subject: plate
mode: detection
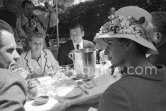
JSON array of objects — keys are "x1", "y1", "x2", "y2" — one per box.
[
  {"x1": 53, "y1": 79, "x2": 76, "y2": 87},
  {"x1": 62, "y1": 88, "x2": 83, "y2": 98},
  {"x1": 57, "y1": 87, "x2": 83, "y2": 99},
  {"x1": 34, "y1": 96, "x2": 49, "y2": 105}
]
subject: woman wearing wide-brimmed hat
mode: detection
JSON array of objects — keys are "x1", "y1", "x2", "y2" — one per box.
[{"x1": 94, "y1": 14, "x2": 166, "y2": 111}]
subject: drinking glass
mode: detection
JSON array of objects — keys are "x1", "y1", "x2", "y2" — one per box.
[
  {"x1": 47, "y1": 67, "x2": 58, "y2": 78},
  {"x1": 61, "y1": 65, "x2": 69, "y2": 76},
  {"x1": 95, "y1": 64, "x2": 102, "y2": 77},
  {"x1": 38, "y1": 84, "x2": 49, "y2": 96}
]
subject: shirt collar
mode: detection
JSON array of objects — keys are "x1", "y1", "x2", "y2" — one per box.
[
  {"x1": 26, "y1": 50, "x2": 44, "y2": 61},
  {"x1": 73, "y1": 40, "x2": 83, "y2": 49}
]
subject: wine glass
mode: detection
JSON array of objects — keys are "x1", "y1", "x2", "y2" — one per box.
[{"x1": 47, "y1": 67, "x2": 58, "y2": 78}]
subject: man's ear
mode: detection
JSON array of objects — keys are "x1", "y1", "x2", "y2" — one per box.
[
  {"x1": 153, "y1": 32, "x2": 162, "y2": 45},
  {"x1": 82, "y1": 31, "x2": 85, "y2": 37}
]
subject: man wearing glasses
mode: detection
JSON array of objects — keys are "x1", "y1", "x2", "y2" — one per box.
[{"x1": 16, "y1": 0, "x2": 58, "y2": 51}]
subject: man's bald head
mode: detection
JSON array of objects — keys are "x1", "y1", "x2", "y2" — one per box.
[
  {"x1": 0, "y1": 20, "x2": 19, "y2": 68},
  {"x1": 0, "y1": 20, "x2": 14, "y2": 47}
]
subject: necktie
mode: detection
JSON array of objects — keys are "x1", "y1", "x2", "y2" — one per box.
[{"x1": 76, "y1": 44, "x2": 80, "y2": 49}]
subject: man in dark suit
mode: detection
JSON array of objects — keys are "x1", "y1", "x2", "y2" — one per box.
[
  {"x1": 0, "y1": 20, "x2": 27, "y2": 111},
  {"x1": 57, "y1": 23, "x2": 95, "y2": 66}
]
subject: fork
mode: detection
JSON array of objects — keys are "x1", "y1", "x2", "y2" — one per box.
[{"x1": 75, "y1": 82, "x2": 89, "y2": 95}]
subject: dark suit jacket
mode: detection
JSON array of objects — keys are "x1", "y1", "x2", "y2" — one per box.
[
  {"x1": 57, "y1": 39, "x2": 95, "y2": 66},
  {"x1": 0, "y1": 68, "x2": 27, "y2": 111},
  {"x1": 98, "y1": 65, "x2": 166, "y2": 111}
]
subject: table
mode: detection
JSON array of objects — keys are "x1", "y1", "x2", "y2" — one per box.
[{"x1": 25, "y1": 73, "x2": 121, "y2": 111}]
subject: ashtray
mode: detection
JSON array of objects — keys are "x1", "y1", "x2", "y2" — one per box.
[{"x1": 34, "y1": 96, "x2": 49, "y2": 105}]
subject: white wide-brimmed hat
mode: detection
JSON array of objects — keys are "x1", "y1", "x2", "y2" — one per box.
[
  {"x1": 116, "y1": 6, "x2": 152, "y2": 23},
  {"x1": 94, "y1": 14, "x2": 158, "y2": 54}
]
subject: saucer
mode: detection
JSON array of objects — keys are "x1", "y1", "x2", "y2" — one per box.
[{"x1": 34, "y1": 96, "x2": 49, "y2": 105}]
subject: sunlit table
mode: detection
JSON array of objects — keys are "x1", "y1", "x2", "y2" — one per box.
[{"x1": 25, "y1": 71, "x2": 121, "y2": 111}]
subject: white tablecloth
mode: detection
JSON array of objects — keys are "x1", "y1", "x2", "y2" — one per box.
[
  {"x1": 25, "y1": 73, "x2": 121, "y2": 111},
  {"x1": 25, "y1": 97, "x2": 58, "y2": 111}
]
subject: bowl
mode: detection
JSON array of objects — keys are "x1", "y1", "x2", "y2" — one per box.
[{"x1": 34, "y1": 96, "x2": 49, "y2": 105}]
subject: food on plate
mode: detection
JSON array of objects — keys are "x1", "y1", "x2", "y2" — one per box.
[
  {"x1": 34, "y1": 96, "x2": 49, "y2": 105},
  {"x1": 53, "y1": 79, "x2": 75, "y2": 87},
  {"x1": 65, "y1": 70, "x2": 73, "y2": 77}
]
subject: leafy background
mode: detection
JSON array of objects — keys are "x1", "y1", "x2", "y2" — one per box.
[
  {"x1": 58, "y1": 0, "x2": 164, "y2": 42},
  {"x1": 1, "y1": 0, "x2": 166, "y2": 42}
]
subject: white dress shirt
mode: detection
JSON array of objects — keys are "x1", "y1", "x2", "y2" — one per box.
[
  {"x1": 19, "y1": 49, "x2": 59, "y2": 78},
  {"x1": 73, "y1": 40, "x2": 83, "y2": 49}
]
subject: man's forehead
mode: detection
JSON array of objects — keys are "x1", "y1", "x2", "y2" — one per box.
[
  {"x1": 70, "y1": 31, "x2": 78, "y2": 35},
  {"x1": 0, "y1": 30, "x2": 15, "y2": 45},
  {"x1": 70, "y1": 27, "x2": 82, "y2": 32}
]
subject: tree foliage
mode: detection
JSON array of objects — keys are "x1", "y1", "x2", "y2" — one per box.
[
  {"x1": 1, "y1": 0, "x2": 163, "y2": 41},
  {"x1": 57, "y1": 0, "x2": 161, "y2": 41}
]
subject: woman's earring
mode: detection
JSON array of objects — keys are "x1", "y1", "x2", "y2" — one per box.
[{"x1": 153, "y1": 32, "x2": 162, "y2": 45}]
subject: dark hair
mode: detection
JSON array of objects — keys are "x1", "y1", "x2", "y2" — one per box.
[
  {"x1": 117, "y1": 38, "x2": 148, "y2": 55},
  {"x1": 21, "y1": 0, "x2": 33, "y2": 9},
  {"x1": 0, "y1": 9, "x2": 17, "y2": 29},
  {"x1": 69, "y1": 22, "x2": 84, "y2": 32},
  {"x1": 151, "y1": 12, "x2": 166, "y2": 35},
  {"x1": 29, "y1": 31, "x2": 44, "y2": 42},
  {"x1": 0, "y1": 20, "x2": 14, "y2": 34}
]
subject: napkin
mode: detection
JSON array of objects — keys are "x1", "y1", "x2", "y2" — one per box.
[
  {"x1": 48, "y1": 85, "x2": 75, "y2": 98},
  {"x1": 56, "y1": 85, "x2": 75, "y2": 97}
]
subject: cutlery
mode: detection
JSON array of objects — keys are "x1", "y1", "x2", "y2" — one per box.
[{"x1": 75, "y1": 83, "x2": 89, "y2": 95}]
